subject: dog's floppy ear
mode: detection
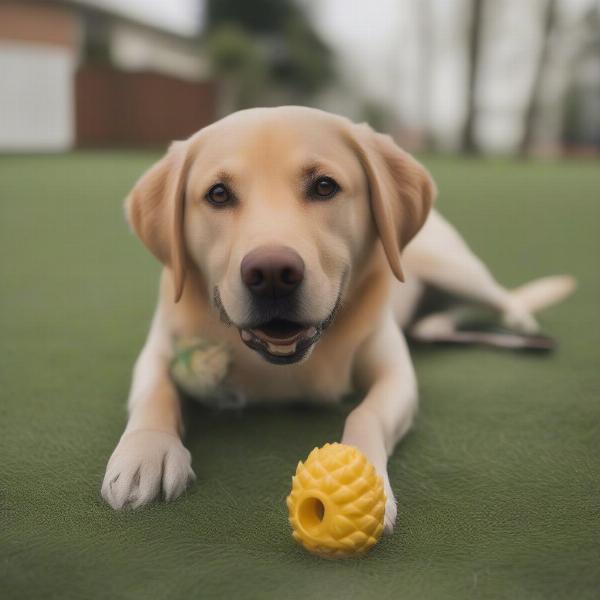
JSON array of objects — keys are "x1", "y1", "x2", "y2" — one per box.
[
  {"x1": 346, "y1": 123, "x2": 436, "y2": 281},
  {"x1": 125, "y1": 140, "x2": 191, "y2": 302}
]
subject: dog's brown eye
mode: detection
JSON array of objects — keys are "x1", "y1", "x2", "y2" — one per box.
[
  {"x1": 312, "y1": 177, "x2": 338, "y2": 199},
  {"x1": 206, "y1": 184, "x2": 231, "y2": 206}
]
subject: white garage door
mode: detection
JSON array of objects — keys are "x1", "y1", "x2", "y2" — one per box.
[{"x1": 0, "y1": 42, "x2": 75, "y2": 151}]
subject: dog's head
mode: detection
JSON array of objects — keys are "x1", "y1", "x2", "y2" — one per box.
[{"x1": 126, "y1": 107, "x2": 435, "y2": 364}]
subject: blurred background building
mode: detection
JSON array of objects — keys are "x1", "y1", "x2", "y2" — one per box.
[{"x1": 0, "y1": 0, "x2": 598, "y2": 155}]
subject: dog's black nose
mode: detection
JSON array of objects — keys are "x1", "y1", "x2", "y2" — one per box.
[{"x1": 241, "y1": 245, "x2": 305, "y2": 299}]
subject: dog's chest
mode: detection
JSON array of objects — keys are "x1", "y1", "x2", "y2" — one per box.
[{"x1": 170, "y1": 335, "x2": 354, "y2": 408}]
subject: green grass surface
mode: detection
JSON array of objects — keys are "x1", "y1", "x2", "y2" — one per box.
[{"x1": 1, "y1": 152, "x2": 599, "y2": 599}]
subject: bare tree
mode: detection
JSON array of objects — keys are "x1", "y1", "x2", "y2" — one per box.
[
  {"x1": 520, "y1": 0, "x2": 558, "y2": 155},
  {"x1": 416, "y1": 0, "x2": 434, "y2": 150},
  {"x1": 461, "y1": 0, "x2": 485, "y2": 153}
]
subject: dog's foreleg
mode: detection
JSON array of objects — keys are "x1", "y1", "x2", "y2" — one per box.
[
  {"x1": 101, "y1": 302, "x2": 195, "y2": 510},
  {"x1": 342, "y1": 313, "x2": 418, "y2": 533}
]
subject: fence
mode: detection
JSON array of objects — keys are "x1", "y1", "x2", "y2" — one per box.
[{"x1": 75, "y1": 66, "x2": 217, "y2": 147}]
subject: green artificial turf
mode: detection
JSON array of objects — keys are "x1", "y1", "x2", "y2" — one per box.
[{"x1": 1, "y1": 152, "x2": 599, "y2": 599}]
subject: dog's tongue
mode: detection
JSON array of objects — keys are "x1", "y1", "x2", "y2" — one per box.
[{"x1": 254, "y1": 320, "x2": 306, "y2": 342}]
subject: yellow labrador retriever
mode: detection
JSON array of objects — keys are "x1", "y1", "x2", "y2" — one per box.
[{"x1": 102, "y1": 106, "x2": 574, "y2": 532}]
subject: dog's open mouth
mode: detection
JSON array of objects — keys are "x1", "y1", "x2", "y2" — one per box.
[{"x1": 239, "y1": 319, "x2": 320, "y2": 364}]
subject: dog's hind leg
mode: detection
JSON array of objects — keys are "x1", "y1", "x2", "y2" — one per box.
[{"x1": 401, "y1": 210, "x2": 575, "y2": 334}]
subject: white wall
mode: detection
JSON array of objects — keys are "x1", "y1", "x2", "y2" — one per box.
[
  {"x1": 110, "y1": 23, "x2": 209, "y2": 81},
  {"x1": 0, "y1": 42, "x2": 75, "y2": 151}
]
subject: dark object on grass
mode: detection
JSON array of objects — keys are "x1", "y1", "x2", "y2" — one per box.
[{"x1": 409, "y1": 299, "x2": 556, "y2": 352}]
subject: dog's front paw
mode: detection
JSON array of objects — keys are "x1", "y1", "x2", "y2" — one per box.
[
  {"x1": 382, "y1": 478, "x2": 397, "y2": 535},
  {"x1": 101, "y1": 430, "x2": 195, "y2": 510}
]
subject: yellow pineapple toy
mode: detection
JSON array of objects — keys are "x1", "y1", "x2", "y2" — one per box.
[{"x1": 286, "y1": 443, "x2": 386, "y2": 558}]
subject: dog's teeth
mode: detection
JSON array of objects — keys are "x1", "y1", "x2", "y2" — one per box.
[
  {"x1": 241, "y1": 330, "x2": 252, "y2": 341},
  {"x1": 266, "y1": 341, "x2": 297, "y2": 355}
]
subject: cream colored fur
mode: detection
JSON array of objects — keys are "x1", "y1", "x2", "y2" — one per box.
[{"x1": 102, "y1": 107, "x2": 574, "y2": 533}]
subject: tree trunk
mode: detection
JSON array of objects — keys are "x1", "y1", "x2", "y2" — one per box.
[
  {"x1": 416, "y1": 0, "x2": 434, "y2": 150},
  {"x1": 520, "y1": 0, "x2": 558, "y2": 155},
  {"x1": 462, "y1": 0, "x2": 484, "y2": 153}
]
